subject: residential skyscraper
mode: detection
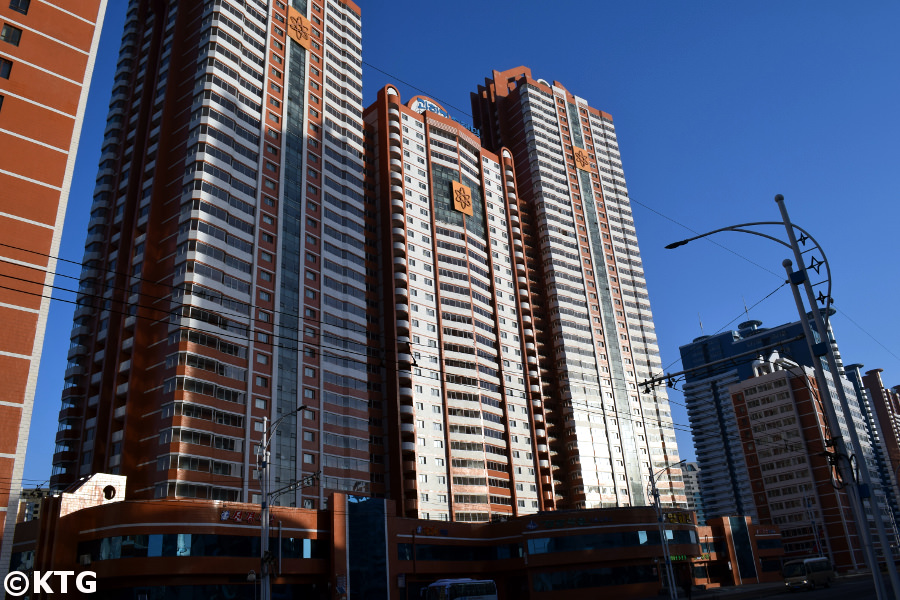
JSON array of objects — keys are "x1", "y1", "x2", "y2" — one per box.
[
  {"x1": 0, "y1": 0, "x2": 107, "y2": 578},
  {"x1": 367, "y1": 87, "x2": 543, "y2": 519},
  {"x1": 680, "y1": 318, "x2": 896, "y2": 567},
  {"x1": 682, "y1": 462, "x2": 705, "y2": 523},
  {"x1": 50, "y1": 2, "x2": 683, "y2": 522},
  {"x1": 51, "y1": 0, "x2": 372, "y2": 511},
  {"x1": 473, "y1": 68, "x2": 685, "y2": 510},
  {"x1": 861, "y1": 369, "x2": 900, "y2": 487}
]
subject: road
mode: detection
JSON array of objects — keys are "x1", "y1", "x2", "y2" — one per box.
[
  {"x1": 688, "y1": 575, "x2": 881, "y2": 600},
  {"x1": 748, "y1": 576, "x2": 876, "y2": 600}
]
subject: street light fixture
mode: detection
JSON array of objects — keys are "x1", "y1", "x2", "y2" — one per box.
[
  {"x1": 257, "y1": 404, "x2": 313, "y2": 600},
  {"x1": 649, "y1": 458, "x2": 686, "y2": 600},
  {"x1": 664, "y1": 195, "x2": 899, "y2": 600}
]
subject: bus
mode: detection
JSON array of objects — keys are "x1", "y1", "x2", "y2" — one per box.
[
  {"x1": 422, "y1": 579, "x2": 498, "y2": 600},
  {"x1": 783, "y1": 557, "x2": 833, "y2": 591}
]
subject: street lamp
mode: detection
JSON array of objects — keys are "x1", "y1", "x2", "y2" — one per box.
[
  {"x1": 257, "y1": 404, "x2": 312, "y2": 600},
  {"x1": 665, "y1": 195, "x2": 900, "y2": 600},
  {"x1": 649, "y1": 458, "x2": 686, "y2": 600}
]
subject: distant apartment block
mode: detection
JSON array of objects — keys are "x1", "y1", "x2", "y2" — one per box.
[
  {"x1": 682, "y1": 462, "x2": 705, "y2": 523},
  {"x1": 681, "y1": 318, "x2": 896, "y2": 568}
]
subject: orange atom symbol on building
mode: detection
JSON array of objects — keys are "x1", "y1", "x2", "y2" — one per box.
[
  {"x1": 289, "y1": 16, "x2": 310, "y2": 41},
  {"x1": 454, "y1": 186, "x2": 471, "y2": 210},
  {"x1": 574, "y1": 150, "x2": 591, "y2": 169}
]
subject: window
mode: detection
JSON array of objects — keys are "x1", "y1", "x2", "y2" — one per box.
[
  {"x1": 1, "y1": 24, "x2": 22, "y2": 46},
  {"x1": 303, "y1": 453, "x2": 315, "y2": 464},
  {"x1": 0, "y1": 57, "x2": 10, "y2": 79},
  {"x1": 9, "y1": 0, "x2": 30, "y2": 15},
  {"x1": 255, "y1": 376, "x2": 268, "y2": 388}
]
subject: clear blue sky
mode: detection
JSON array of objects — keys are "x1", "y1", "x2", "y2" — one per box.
[{"x1": 24, "y1": 1, "x2": 900, "y2": 484}]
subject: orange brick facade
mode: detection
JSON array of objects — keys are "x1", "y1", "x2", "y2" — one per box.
[{"x1": 0, "y1": 0, "x2": 108, "y2": 579}]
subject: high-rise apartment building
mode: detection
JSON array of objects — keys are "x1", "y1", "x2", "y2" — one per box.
[
  {"x1": 680, "y1": 319, "x2": 896, "y2": 567},
  {"x1": 50, "y1": 0, "x2": 683, "y2": 521},
  {"x1": 681, "y1": 319, "x2": 817, "y2": 519},
  {"x1": 729, "y1": 355, "x2": 862, "y2": 567},
  {"x1": 51, "y1": 0, "x2": 372, "y2": 510},
  {"x1": 0, "y1": 0, "x2": 107, "y2": 578},
  {"x1": 472, "y1": 68, "x2": 684, "y2": 510},
  {"x1": 861, "y1": 369, "x2": 900, "y2": 490},
  {"x1": 682, "y1": 462, "x2": 705, "y2": 523}
]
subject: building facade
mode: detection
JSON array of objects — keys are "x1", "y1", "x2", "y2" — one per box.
[
  {"x1": 366, "y1": 87, "x2": 545, "y2": 520},
  {"x1": 472, "y1": 67, "x2": 685, "y2": 511},
  {"x1": 729, "y1": 357, "x2": 863, "y2": 568},
  {"x1": 50, "y1": 0, "x2": 376, "y2": 511},
  {"x1": 682, "y1": 462, "x2": 705, "y2": 524},
  {"x1": 13, "y1": 476, "x2": 777, "y2": 600},
  {"x1": 861, "y1": 369, "x2": 900, "y2": 498},
  {"x1": 50, "y1": 0, "x2": 682, "y2": 523},
  {"x1": 0, "y1": 0, "x2": 108, "y2": 579},
  {"x1": 680, "y1": 318, "x2": 896, "y2": 569}
]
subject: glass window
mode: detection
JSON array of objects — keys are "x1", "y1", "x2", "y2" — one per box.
[
  {"x1": 9, "y1": 0, "x2": 30, "y2": 14},
  {"x1": 1, "y1": 24, "x2": 23, "y2": 46}
]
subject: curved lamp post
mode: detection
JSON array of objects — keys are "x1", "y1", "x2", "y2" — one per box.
[
  {"x1": 258, "y1": 404, "x2": 310, "y2": 600},
  {"x1": 665, "y1": 195, "x2": 898, "y2": 599},
  {"x1": 649, "y1": 458, "x2": 687, "y2": 600}
]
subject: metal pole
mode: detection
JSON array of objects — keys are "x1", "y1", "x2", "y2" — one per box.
[
  {"x1": 783, "y1": 259, "x2": 885, "y2": 600},
  {"x1": 778, "y1": 196, "x2": 900, "y2": 598},
  {"x1": 806, "y1": 496, "x2": 823, "y2": 556},
  {"x1": 260, "y1": 416, "x2": 270, "y2": 600},
  {"x1": 652, "y1": 462, "x2": 681, "y2": 600}
]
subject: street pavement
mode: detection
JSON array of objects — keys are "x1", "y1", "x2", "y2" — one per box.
[{"x1": 640, "y1": 572, "x2": 876, "y2": 600}]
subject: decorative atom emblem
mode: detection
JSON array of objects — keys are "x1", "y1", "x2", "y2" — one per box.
[
  {"x1": 289, "y1": 16, "x2": 310, "y2": 41},
  {"x1": 574, "y1": 150, "x2": 591, "y2": 169},
  {"x1": 454, "y1": 186, "x2": 471, "y2": 211}
]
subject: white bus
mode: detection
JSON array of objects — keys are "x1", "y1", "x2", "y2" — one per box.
[{"x1": 422, "y1": 578, "x2": 498, "y2": 600}]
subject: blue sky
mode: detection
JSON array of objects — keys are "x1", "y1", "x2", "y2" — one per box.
[{"x1": 23, "y1": 1, "x2": 900, "y2": 484}]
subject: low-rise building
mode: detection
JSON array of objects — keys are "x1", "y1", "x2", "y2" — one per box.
[{"x1": 12, "y1": 475, "x2": 781, "y2": 599}]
